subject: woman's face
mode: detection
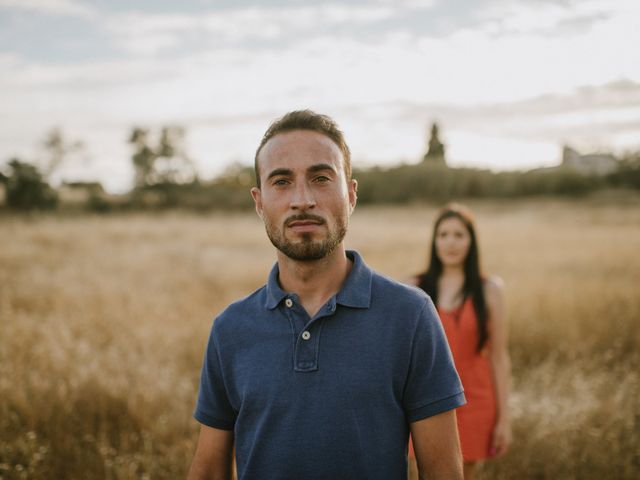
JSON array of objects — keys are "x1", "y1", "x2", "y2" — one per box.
[{"x1": 435, "y1": 216, "x2": 472, "y2": 268}]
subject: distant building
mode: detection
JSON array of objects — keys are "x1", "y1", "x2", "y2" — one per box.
[
  {"x1": 58, "y1": 181, "x2": 105, "y2": 206},
  {"x1": 562, "y1": 146, "x2": 618, "y2": 175}
]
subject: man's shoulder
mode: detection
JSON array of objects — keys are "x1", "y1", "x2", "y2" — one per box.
[
  {"x1": 369, "y1": 268, "x2": 430, "y2": 308},
  {"x1": 213, "y1": 284, "x2": 268, "y2": 331},
  {"x1": 363, "y1": 267, "x2": 442, "y2": 341}
]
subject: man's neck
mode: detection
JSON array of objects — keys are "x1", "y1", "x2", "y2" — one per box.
[{"x1": 276, "y1": 245, "x2": 352, "y2": 318}]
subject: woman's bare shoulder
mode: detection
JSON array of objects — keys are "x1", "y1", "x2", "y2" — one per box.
[
  {"x1": 485, "y1": 275, "x2": 505, "y2": 290},
  {"x1": 484, "y1": 275, "x2": 505, "y2": 302}
]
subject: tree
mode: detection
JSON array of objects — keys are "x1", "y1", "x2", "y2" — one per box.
[
  {"x1": 129, "y1": 128, "x2": 156, "y2": 188},
  {"x1": 129, "y1": 126, "x2": 196, "y2": 187},
  {"x1": 154, "y1": 126, "x2": 196, "y2": 184},
  {"x1": 41, "y1": 128, "x2": 86, "y2": 179},
  {"x1": 423, "y1": 122, "x2": 446, "y2": 165},
  {"x1": 4, "y1": 158, "x2": 58, "y2": 210}
]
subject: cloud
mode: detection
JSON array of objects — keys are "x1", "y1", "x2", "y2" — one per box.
[
  {"x1": 105, "y1": 3, "x2": 409, "y2": 56},
  {"x1": 503, "y1": 81, "x2": 640, "y2": 150},
  {"x1": 2, "y1": 0, "x2": 639, "y2": 189},
  {"x1": 498, "y1": 79, "x2": 640, "y2": 115},
  {"x1": 0, "y1": 55, "x2": 178, "y2": 91},
  {"x1": 476, "y1": 0, "x2": 616, "y2": 36},
  {"x1": 378, "y1": 79, "x2": 640, "y2": 156},
  {"x1": 374, "y1": 0, "x2": 436, "y2": 7},
  {"x1": 0, "y1": 0, "x2": 95, "y2": 17}
]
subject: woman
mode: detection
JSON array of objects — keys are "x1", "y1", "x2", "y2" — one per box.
[{"x1": 409, "y1": 204, "x2": 512, "y2": 480}]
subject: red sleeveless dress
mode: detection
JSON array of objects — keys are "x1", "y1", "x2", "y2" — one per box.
[
  {"x1": 409, "y1": 297, "x2": 496, "y2": 462},
  {"x1": 439, "y1": 297, "x2": 497, "y2": 461}
]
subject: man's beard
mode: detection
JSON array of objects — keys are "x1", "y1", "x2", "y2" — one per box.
[{"x1": 264, "y1": 213, "x2": 348, "y2": 261}]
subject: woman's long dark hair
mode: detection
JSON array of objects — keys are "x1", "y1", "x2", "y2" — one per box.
[{"x1": 417, "y1": 204, "x2": 488, "y2": 352}]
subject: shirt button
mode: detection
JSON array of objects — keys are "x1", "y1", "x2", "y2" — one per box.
[
  {"x1": 285, "y1": 299, "x2": 293, "y2": 308},
  {"x1": 301, "y1": 331, "x2": 311, "y2": 340}
]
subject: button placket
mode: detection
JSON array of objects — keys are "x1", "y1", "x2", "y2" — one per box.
[
  {"x1": 294, "y1": 321, "x2": 323, "y2": 372},
  {"x1": 289, "y1": 297, "x2": 336, "y2": 373},
  {"x1": 283, "y1": 297, "x2": 308, "y2": 337}
]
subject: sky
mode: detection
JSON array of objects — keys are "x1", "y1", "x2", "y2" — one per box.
[{"x1": 1, "y1": 0, "x2": 639, "y2": 192}]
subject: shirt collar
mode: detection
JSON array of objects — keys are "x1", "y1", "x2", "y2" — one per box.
[
  {"x1": 265, "y1": 250, "x2": 372, "y2": 310},
  {"x1": 265, "y1": 262, "x2": 289, "y2": 310}
]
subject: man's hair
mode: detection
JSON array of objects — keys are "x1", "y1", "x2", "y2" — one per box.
[{"x1": 254, "y1": 109, "x2": 351, "y2": 187}]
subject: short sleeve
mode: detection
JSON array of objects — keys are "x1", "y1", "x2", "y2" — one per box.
[
  {"x1": 194, "y1": 322, "x2": 236, "y2": 430},
  {"x1": 403, "y1": 298, "x2": 466, "y2": 423}
]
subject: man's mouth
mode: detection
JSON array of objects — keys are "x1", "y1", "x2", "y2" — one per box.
[
  {"x1": 286, "y1": 215, "x2": 325, "y2": 227},
  {"x1": 286, "y1": 215, "x2": 325, "y2": 231}
]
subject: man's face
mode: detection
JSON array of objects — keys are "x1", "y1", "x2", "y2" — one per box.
[{"x1": 251, "y1": 130, "x2": 357, "y2": 261}]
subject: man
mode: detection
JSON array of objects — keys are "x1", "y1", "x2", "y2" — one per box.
[{"x1": 188, "y1": 110, "x2": 466, "y2": 480}]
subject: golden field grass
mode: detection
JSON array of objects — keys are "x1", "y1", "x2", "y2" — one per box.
[{"x1": 1, "y1": 194, "x2": 639, "y2": 479}]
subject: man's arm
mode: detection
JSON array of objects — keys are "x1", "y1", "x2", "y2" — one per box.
[
  {"x1": 410, "y1": 410, "x2": 464, "y2": 480},
  {"x1": 187, "y1": 425, "x2": 234, "y2": 480}
]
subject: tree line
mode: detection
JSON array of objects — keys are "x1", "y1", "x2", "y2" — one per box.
[{"x1": 1, "y1": 126, "x2": 639, "y2": 212}]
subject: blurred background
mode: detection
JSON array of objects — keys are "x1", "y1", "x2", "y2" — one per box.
[{"x1": 1, "y1": 1, "x2": 639, "y2": 479}]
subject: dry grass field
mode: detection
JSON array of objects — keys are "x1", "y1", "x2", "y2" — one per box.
[{"x1": 1, "y1": 194, "x2": 639, "y2": 479}]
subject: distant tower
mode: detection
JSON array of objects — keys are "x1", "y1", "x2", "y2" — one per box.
[
  {"x1": 423, "y1": 122, "x2": 446, "y2": 165},
  {"x1": 562, "y1": 145, "x2": 580, "y2": 166}
]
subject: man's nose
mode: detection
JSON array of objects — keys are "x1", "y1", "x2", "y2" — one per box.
[{"x1": 290, "y1": 182, "x2": 316, "y2": 209}]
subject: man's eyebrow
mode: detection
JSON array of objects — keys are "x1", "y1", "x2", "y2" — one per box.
[
  {"x1": 308, "y1": 163, "x2": 337, "y2": 174},
  {"x1": 266, "y1": 168, "x2": 293, "y2": 181}
]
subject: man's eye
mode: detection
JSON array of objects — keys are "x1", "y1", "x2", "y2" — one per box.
[
  {"x1": 273, "y1": 179, "x2": 290, "y2": 186},
  {"x1": 313, "y1": 176, "x2": 330, "y2": 183}
]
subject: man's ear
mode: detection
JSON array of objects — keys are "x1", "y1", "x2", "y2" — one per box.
[
  {"x1": 251, "y1": 186, "x2": 263, "y2": 219},
  {"x1": 348, "y1": 179, "x2": 358, "y2": 214}
]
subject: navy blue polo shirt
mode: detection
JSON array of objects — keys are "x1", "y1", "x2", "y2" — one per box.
[{"x1": 195, "y1": 250, "x2": 465, "y2": 480}]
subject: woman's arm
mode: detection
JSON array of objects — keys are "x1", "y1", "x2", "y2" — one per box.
[{"x1": 485, "y1": 276, "x2": 512, "y2": 457}]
